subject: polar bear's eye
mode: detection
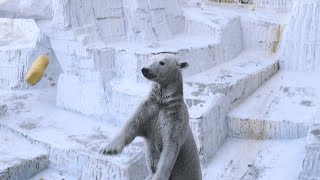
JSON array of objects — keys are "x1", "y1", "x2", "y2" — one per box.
[{"x1": 159, "y1": 61, "x2": 165, "y2": 66}]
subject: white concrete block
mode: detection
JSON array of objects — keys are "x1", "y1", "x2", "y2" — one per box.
[
  {"x1": 0, "y1": 129, "x2": 48, "y2": 180},
  {"x1": 204, "y1": 138, "x2": 305, "y2": 180},
  {"x1": 300, "y1": 126, "x2": 320, "y2": 180}
]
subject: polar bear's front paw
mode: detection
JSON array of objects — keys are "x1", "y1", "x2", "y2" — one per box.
[{"x1": 100, "y1": 141, "x2": 124, "y2": 155}]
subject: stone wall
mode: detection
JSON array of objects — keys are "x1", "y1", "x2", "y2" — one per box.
[{"x1": 278, "y1": 0, "x2": 320, "y2": 71}]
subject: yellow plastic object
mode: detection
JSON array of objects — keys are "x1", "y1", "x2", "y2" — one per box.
[{"x1": 25, "y1": 55, "x2": 49, "y2": 86}]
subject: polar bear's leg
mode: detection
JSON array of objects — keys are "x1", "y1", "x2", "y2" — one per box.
[
  {"x1": 145, "y1": 142, "x2": 155, "y2": 177},
  {"x1": 153, "y1": 141, "x2": 180, "y2": 180},
  {"x1": 145, "y1": 140, "x2": 161, "y2": 178}
]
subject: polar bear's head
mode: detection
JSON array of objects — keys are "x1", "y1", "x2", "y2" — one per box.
[{"x1": 141, "y1": 53, "x2": 189, "y2": 84}]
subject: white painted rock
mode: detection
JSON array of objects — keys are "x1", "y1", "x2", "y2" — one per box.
[{"x1": 278, "y1": 0, "x2": 320, "y2": 71}]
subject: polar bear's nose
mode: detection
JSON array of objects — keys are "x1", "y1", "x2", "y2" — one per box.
[{"x1": 141, "y1": 68, "x2": 149, "y2": 75}]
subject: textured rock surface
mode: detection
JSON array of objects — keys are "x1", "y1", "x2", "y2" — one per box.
[
  {"x1": 0, "y1": 129, "x2": 48, "y2": 180},
  {"x1": 228, "y1": 72, "x2": 320, "y2": 139},
  {"x1": 278, "y1": 0, "x2": 320, "y2": 71},
  {"x1": 300, "y1": 126, "x2": 320, "y2": 180},
  {"x1": 204, "y1": 138, "x2": 305, "y2": 180}
]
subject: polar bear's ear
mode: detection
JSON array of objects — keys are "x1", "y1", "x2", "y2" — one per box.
[{"x1": 179, "y1": 62, "x2": 189, "y2": 69}]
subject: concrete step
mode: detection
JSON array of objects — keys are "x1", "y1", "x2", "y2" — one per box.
[
  {"x1": 54, "y1": 5, "x2": 288, "y2": 123},
  {"x1": 228, "y1": 71, "x2": 320, "y2": 139},
  {"x1": 207, "y1": 0, "x2": 294, "y2": 10},
  {"x1": 28, "y1": 168, "x2": 77, "y2": 180},
  {"x1": 107, "y1": 7, "x2": 244, "y2": 82},
  {"x1": 56, "y1": 6, "x2": 244, "y2": 119},
  {"x1": 203, "y1": 137, "x2": 305, "y2": 180},
  {"x1": 185, "y1": 50, "x2": 278, "y2": 165},
  {"x1": 0, "y1": 130, "x2": 48, "y2": 180},
  {"x1": 300, "y1": 125, "x2": 320, "y2": 180},
  {"x1": 0, "y1": 88, "x2": 147, "y2": 180},
  {"x1": 201, "y1": 3, "x2": 290, "y2": 53}
]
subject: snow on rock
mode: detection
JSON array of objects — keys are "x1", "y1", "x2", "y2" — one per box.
[
  {"x1": 300, "y1": 125, "x2": 320, "y2": 180},
  {"x1": 278, "y1": 0, "x2": 320, "y2": 71}
]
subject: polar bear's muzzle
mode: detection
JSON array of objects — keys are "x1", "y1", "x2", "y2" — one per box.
[{"x1": 141, "y1": 68, "x2": 157, "y2": 80}]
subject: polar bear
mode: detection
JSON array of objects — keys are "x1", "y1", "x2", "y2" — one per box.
[{"x1": 100, "y1": 53, "x2": 202, "y2": 180}]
